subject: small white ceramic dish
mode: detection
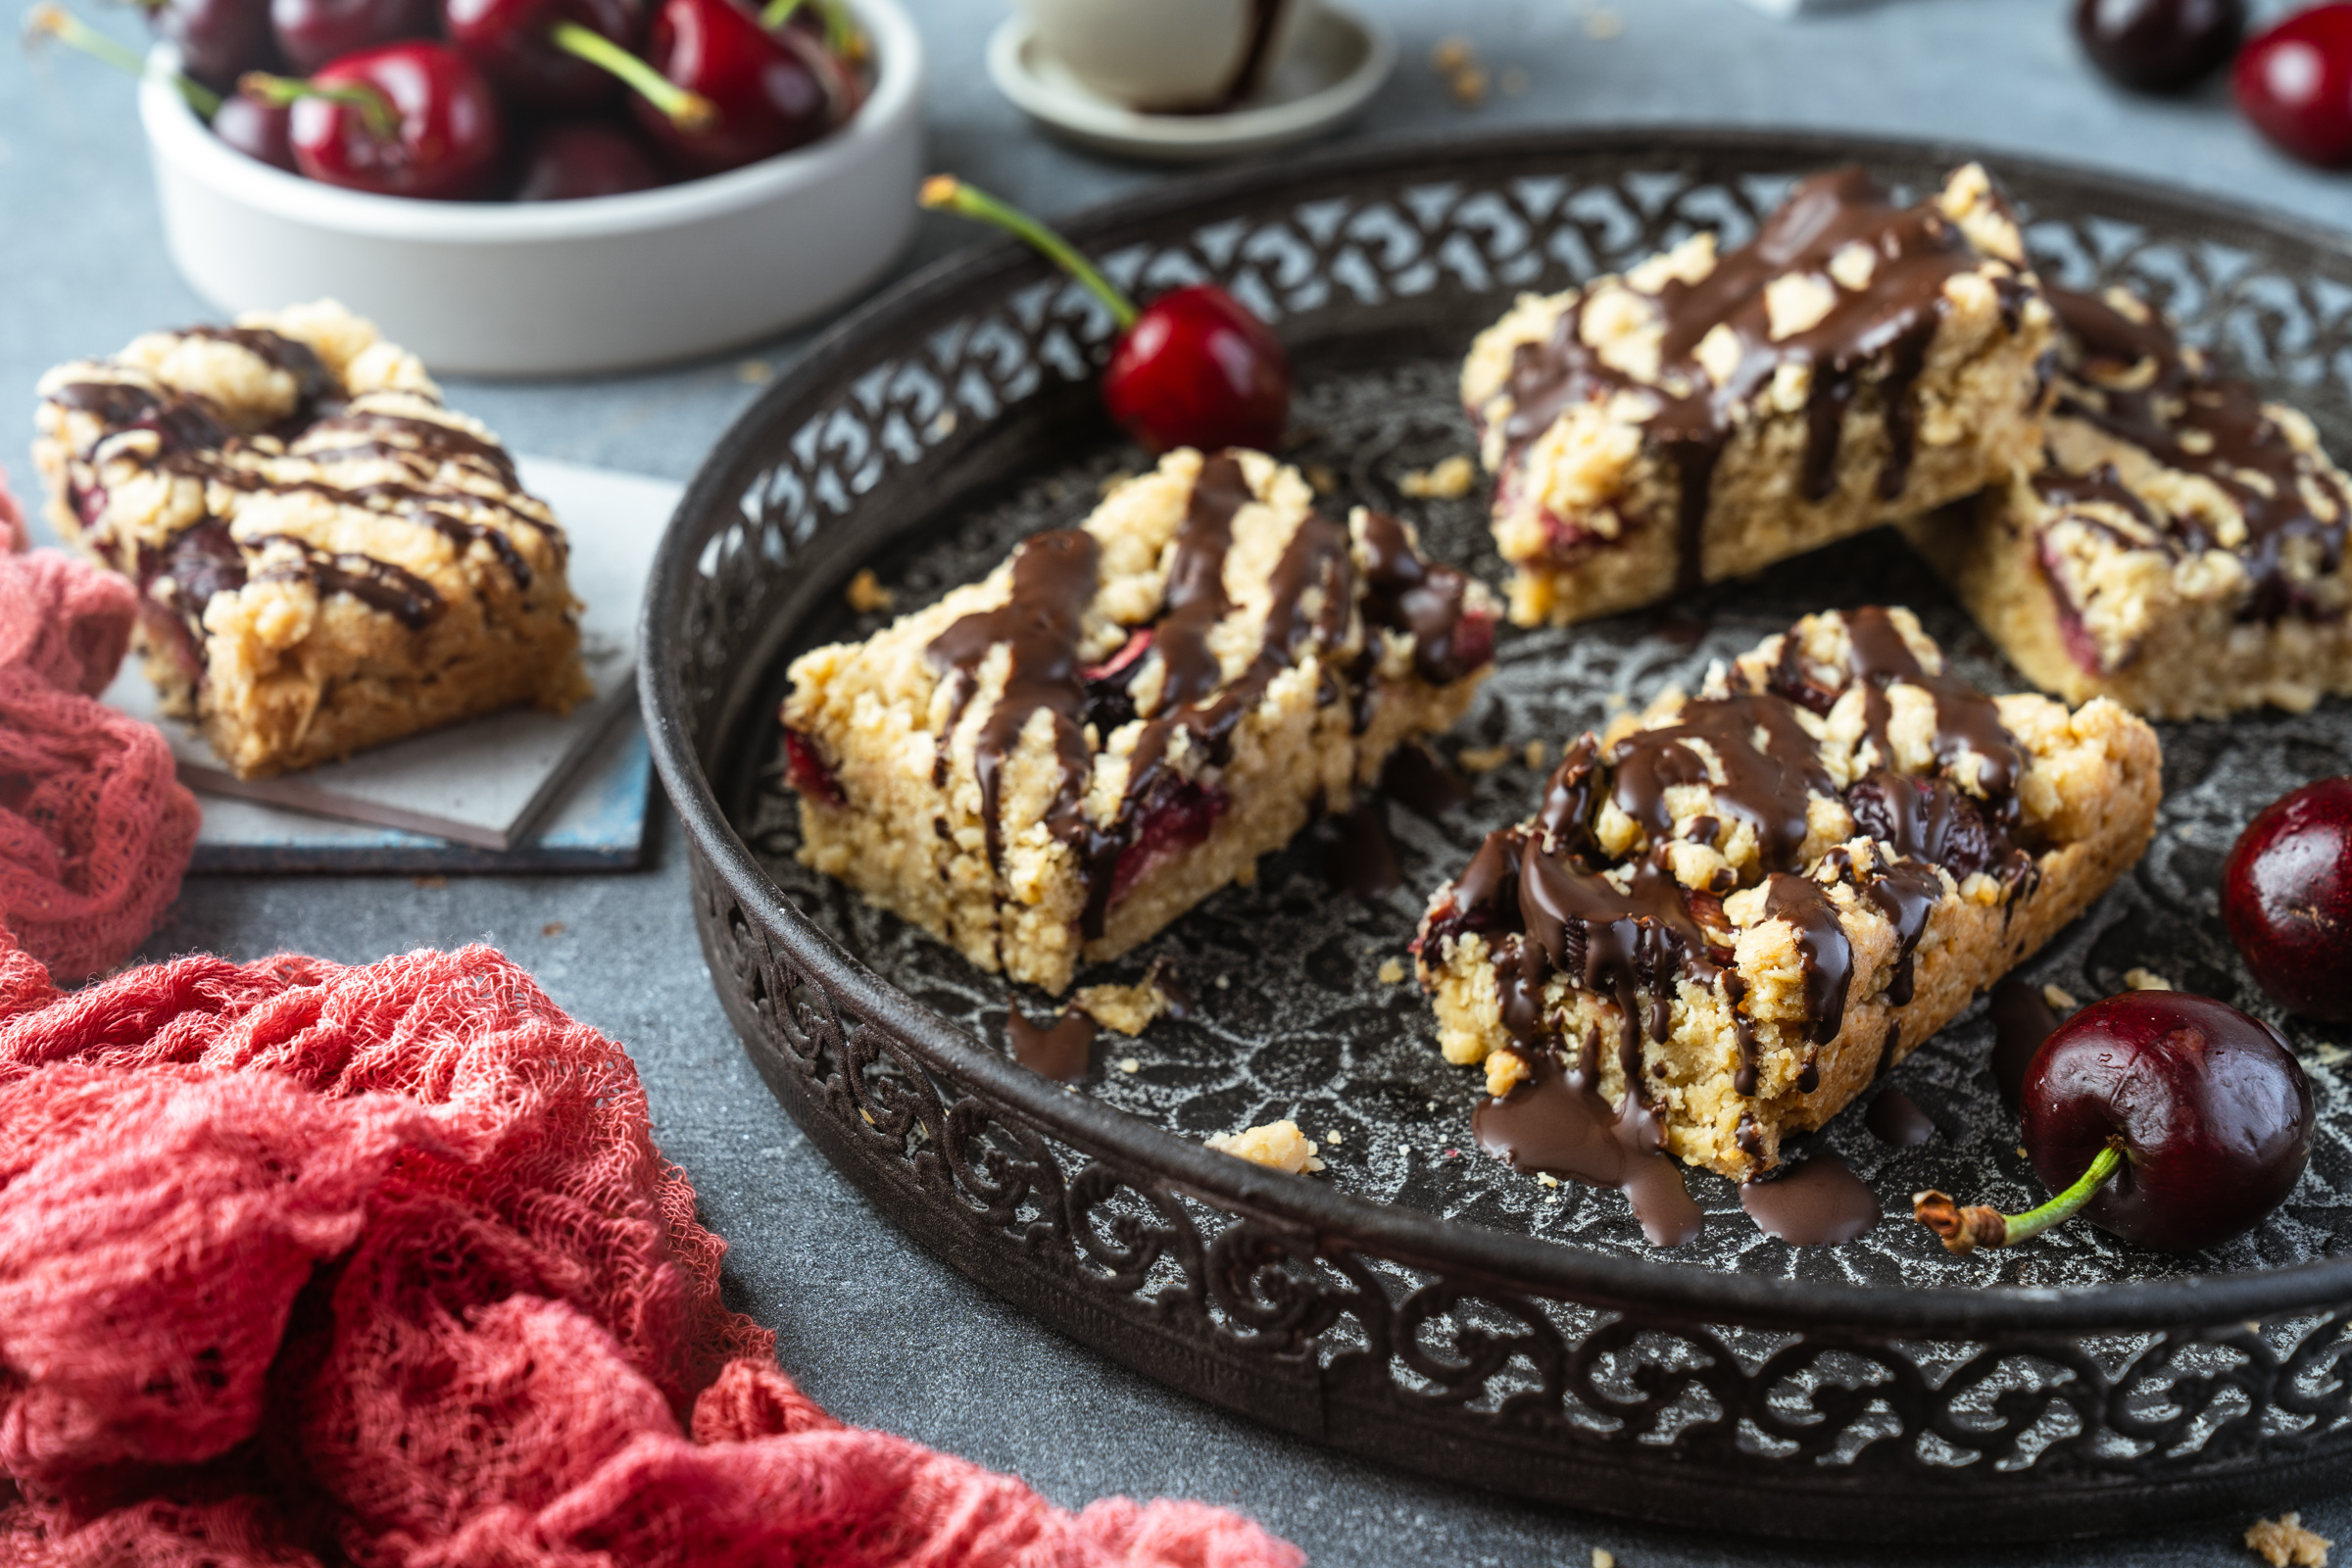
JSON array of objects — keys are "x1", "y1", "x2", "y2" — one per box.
[
  {"x1": 986, "y1": 2, "x2": 1392, "y2": 164},
  {"x1": 1013, "y1": 0, "x2": 1320, "y2": 110},
  {"x1": 137, "y1": 0, "x2": 923, "y2": 378}
]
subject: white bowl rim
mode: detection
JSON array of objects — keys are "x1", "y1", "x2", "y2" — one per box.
[
  {"x1": 986, "y1": 3, "x2": 1393, "y2": 147},
  {"x1": 139, "y1": 0, "x2": 922, "y2": 245}
]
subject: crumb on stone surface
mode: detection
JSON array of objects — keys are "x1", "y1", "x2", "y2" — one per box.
[
  {"x1": 1592, "y1": 1550, "x2": 1617, "y2": 1568},
  {"x1": 1449, "y1": 65, "x2": 1489, "y2": 105},
  {"x1": 1378, "y1": 957, "x2": 1407, "y2": 984},
  {"x1": 542, "y1": 921, "x2": 566, "y2": 937},
  {"x1": 1207, "y1": 1119, "x2": 1327, "y2": 1173},
  {"x1": 845, "y1": 568, "x2": 894, "y2": 613},
  {"x1": 1585, "y1": 7, "x2": 1621, "y2": 39},
  {"x1": 2247, "y1": 1513, "x2": 2330, "y2": 1567},
  {"x1": 1523, "y1": 739, "x2": 1549, "y2": 769},
  {"x1": 1074, "y1": 972, "x2": 1180, "y2": 1036},
  {"x1": 1458, "y1": 744, "x2": 1513, "y2": 772},
  {"x1": 1118, "y1": 1057, "x2": 1140, "y2": 1074},
  {"x1": 413, "y1": 874, "x2": 447, "y2": 890},
  {"x1": 2042, "y1": 983, "x2": 2079, "y2": 1012},
  {"x1": 1400, "y1": 454, "x2": 1477, "y2": 499},
  {"x1": 2125, "y1": 967, "x2": 2175, "y2": 992},
  {"x1": 1431, "y1": 35, "x2": 1473, "y2": 71},
  {"x1": 735, "y1": 359, "x2": 771, "y2": 385}
]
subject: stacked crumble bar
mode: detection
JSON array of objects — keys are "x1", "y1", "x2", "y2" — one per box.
[
  {"x1": 1907, "y1": 285, "x2": 2352, "y2": 719},
  {"x1": 1459, "y1": 165, "x2": 2055, "y2": 626},
  {"x1": 33, "y1": 301, "x2": 585, "y2": 777},
  {"x1": 1412, "y1": 607, "x2": 2160, "y2": 1182},
  {"x1": 781, "y1": 447, "x2": 1499, "y2": 996}
]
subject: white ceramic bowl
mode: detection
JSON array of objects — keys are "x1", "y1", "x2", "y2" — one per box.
[{"x1": 137, "y1": 0, "x2": 923, "y2": 377}]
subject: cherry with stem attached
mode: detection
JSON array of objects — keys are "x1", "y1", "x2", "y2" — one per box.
[
  {"x1": 919, "y1": 176, "x2": 1292, "y2": 455},
  {"x1": 24, "y1": 3, "x2": 296, "y2": 169},
  {"x1": 269, "y1": 0, "x2": 435, "y2": 75},
  {"x1": 630, "y1": 0, "x2": 830, "y2": 176},
  {"x1": 1916, "y1": 990, "x2": 2313, "y2": 1254},
  {"x1": 243, "y1": 40, "x2": 504, "y2": 199}
]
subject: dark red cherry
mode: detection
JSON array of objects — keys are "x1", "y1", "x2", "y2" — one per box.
[
  {"x1": 632, "y1": 0, "x2": 831, "y2": 176},
  {"x1": 2076, "y1": 0, "x2": 2243, "y2": 93},
  {"x1": 145, "y1": 0, "x2": 280, "y2": 87},
  {"x1": 212, "y1": 86, "x2": 296, "y2": 168},
  {"x1": 2021, "y1": 992, "x2": 2312, "y2": 1250},
  {"x1": 270, "y1": 0, "x2": 437, "y2": 74},
  {"x1": 2224, "y1": 776, "x2": 2352, "y2": 1020},
  {"x1": 248, "y1": 41, "x2": 503, "y2": 199},
  {"x1": 443, "y1": 0, "x2": 639, "y2": 108},
  {"x1": 2235, "y1": 4, "x2": 2352, "y2": 167},
  {"x1": 514, "y1": 118, "x2": 662, "y2": 197},
  {"x1": 920, "y1": 178, "x2": 1293, "y2": 455},
  {"x1": 758, "y1": 0, "x2": 863, "y2": 117}
]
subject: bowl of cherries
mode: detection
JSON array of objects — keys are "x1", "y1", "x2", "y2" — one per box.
[{"x1": 42, "y1": 0, "x2": 921, "y2": 373}]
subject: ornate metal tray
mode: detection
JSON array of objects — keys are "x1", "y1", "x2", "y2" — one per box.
[{"x1": 642, "y1": 129, "x2": 2352, "y2": 1542}]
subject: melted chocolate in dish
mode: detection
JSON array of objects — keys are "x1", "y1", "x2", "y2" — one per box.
[
  {"x1": 2044, "y1": 286, "x2": 2352, "y2": 619},
  {"x1": 1425, "y1": 607, "x2": 2034, "y2": 1245},
  {"x1": 925, "y1": 451, "x2": 1490, "y2": 955},
  {"x1": 1499, "y1": 169, "x2": 2013, "y2": 586}
]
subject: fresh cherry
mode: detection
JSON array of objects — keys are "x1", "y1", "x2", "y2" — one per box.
[
  {"x1": 1917, "y1": 992, "x2": 2313, "y2": 1253},
  {"x1": 760, "y1": 0, "x2": 862, "y2": 117},
  {"x1": 245, "y1": 41, "x2": 503, "y2": 199},
  {"x1": 514, "y1": 118, "x2": 662, "y2": 197},
  {"x1": 2224, "y1": 776, "x2": 2352, "y2": 1021},
  {"x1": 2076, "y1": 0, "x2": 2243, "y2": 94},
  {"x1": 443, "y1": 0, "x2": 641, "y2": 109},
  {"x1": 212, "y1": 84, "x2": 297, "y2": 168},
  {"x1": 631, "y1": 0, "x2": 831, "y2": 176},
  {"x1": 2235, "y1": 3, "x2": 2352, "y2": 167},
  {"x1": 270, "y1": 0, "x2": 437, "y2": 74},
  {"x1": 919, "y1": 177, "x2": 1293, "y2": 455},
  {"x1": 143, "y1": 0, "x2": 280, "y2": 87}
]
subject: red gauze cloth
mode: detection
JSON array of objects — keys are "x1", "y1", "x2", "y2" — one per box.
[
  {"x1": 0, "y1": 927, "x2": 1304, "y2": 1568},
  {"x1": 0, "y1": 466, "x2": 199, "y2": 980}
]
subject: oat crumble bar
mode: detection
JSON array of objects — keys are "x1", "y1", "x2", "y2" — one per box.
[
  {"x1": 32, "y1": 302, "x2": 586, "y2": 778},
  {"x1": 780, "y1": 447, "x2": 1499, "y2": 996},
  {"x1": 1412, "y1": 607, "x2": 2160, "y2": 1183},
  {"x1": 1460, "y1": 165, "x2": 2055, "y2": 626},
  {"x1": 1905, "y1": 284, "x2": 2352, "y2": 719}
]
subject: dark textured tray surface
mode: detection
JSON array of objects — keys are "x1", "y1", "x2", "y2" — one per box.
[{"x1": 733, "y1": 356, "x2": 2352, "y2": 1291}]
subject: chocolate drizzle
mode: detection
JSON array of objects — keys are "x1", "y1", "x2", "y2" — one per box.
[
  {"x1": 2043, "y1": 286, "x2": 2351, "y2": 620},
  {"x1": 1356, "y1": 511, "x2": 1488, "y2": 684},
  {"x1": 1497, "y1": 168, "x2": 1994, "y2": 583},
  {"x1": 249, "y1": 536, "x2": 443, "y2": 629},
  {"x1": 1738, "y1": 1155, "x2": 1880, "y2": 1244},
  {"x1": 1472, "y1": 1052, "x2": 1704, "y2": 1247},
  {"x1": 1762, "y1": 872, "x2": 1853, "y2": 1045}
]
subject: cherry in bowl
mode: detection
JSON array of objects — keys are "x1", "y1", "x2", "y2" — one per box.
[
  {"x1": 2235, "y1": 3, "x2": 2352, "y2": 167},
  {"x1": 1917, "y1": 990, "x2": 2313, "y2": 1253},
  {"x1": 2076, "y1": 0, "x2": 2243, "y2": 94},
  {"x1": 2224, "y1": 775, "x2": 2352, "y2": 1021},
  {"x1": 245, "y1": 40, "x2": 504, "y2": 199}
]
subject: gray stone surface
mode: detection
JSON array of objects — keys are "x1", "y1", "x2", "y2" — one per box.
[{"x1": 7, "y1": 0, "x2": 2350, "y2": 1559}]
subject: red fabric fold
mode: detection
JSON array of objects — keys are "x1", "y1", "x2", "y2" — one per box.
[
  {"x1": 0, "y1": 466, "x2": 199, "y2": 980},
  {"x1": 0, "y1": 932, "x2": 1302, "y2": 1568}
]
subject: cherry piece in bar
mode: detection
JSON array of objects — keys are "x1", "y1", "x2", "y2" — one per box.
[
  {"x1": 514, "y1": 118, "x2": 662, "y2": 198},
  {"x1": 246, "y1": 41, "x2": 504, "y2": 199},
  {"x1": 2076, "y1": 0, "x2": 2243, "y2": 94},
  {"x1": 919, "y1": 176, "x2": 1292, "y2": 455},
  {"x1": 2235, "y1": 3, "x2": 2352, "y2": 167},
  {"x1": 2224, "y1": 775, "x2": 2352, "y2": 1021},
  {"x1": 1916, "y1": 991, "x2": 2313, "y2": 1254}
]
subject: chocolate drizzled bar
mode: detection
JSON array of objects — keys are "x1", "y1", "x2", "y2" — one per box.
[
  {"x1": 1906, "y1": 284, "x2": 2352, "y2": 719},
  {"x1": 1459, "y1": 165, "x2": 2054, "y2": 626},
  {"x1": 32, "y1": 302, "x2": 586, "y2": 778},
  {"x1": 1412, "y1": 608, "x2": 2159, "y2": 1191},
  {"x1": 780, "y1": 447, "x2": 1499, "y2": 996}
]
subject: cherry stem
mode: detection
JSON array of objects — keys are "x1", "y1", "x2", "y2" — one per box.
[
  {"x1": 23, "y1": 1, "x2": 220, "y2": 114},
  {"x1": 240, "y1": 70, "x2": 397, "y2": 139},
  {"x1": 549, "y1": 21, "x2": 714, "y2": 130},
  {"x1": 1913, "y1": 1138, "x2": 2127, "y2": 1254},
  {"x1": 920, "y1": 174, "x2": 1140, "y2": 331}
]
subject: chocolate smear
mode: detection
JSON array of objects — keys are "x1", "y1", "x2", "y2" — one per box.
[
  {"x1": 1007, "y1": 1000, "x2": 1098, "y2": 1083},
  {"x1": 1989, "y1": 976, "x2": 2058, "y2": 1109},
  {"x1": 1866, "y1": 1087, "x2": 1936, "y2": 1148},
  {"x1": 1322, "y1": 798, "x2": 1401, "y2": 898},
  {"x1": 1473, "y1": 1051, "x2": 1704, "y2": 1247},
  {"x1": 1739, "y1": 1155, "x2": 1881, "y2": 1244},
  {"x1": 1382, "y1": 743, "x2": 1474, "y2": 816}
]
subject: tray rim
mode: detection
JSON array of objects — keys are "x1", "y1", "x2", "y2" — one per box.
[{"x1": 642, "y1": 122, "x2": 2352, "y2": 1337}]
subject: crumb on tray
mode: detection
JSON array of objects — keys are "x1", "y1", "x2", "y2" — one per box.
[
  {"x1": 2247, "y1": 1513, "x2": 2331, "y2": 1567},
  {"x1": 845, "y1": 568, "x2": 894, "y2": 613},
  {"x1": 1399, "y1": 454, "x2": 1477, "y2": 499},
  {"x1": 1207, "y1": 1120, "x2": 1327, "y2": 1174}
]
